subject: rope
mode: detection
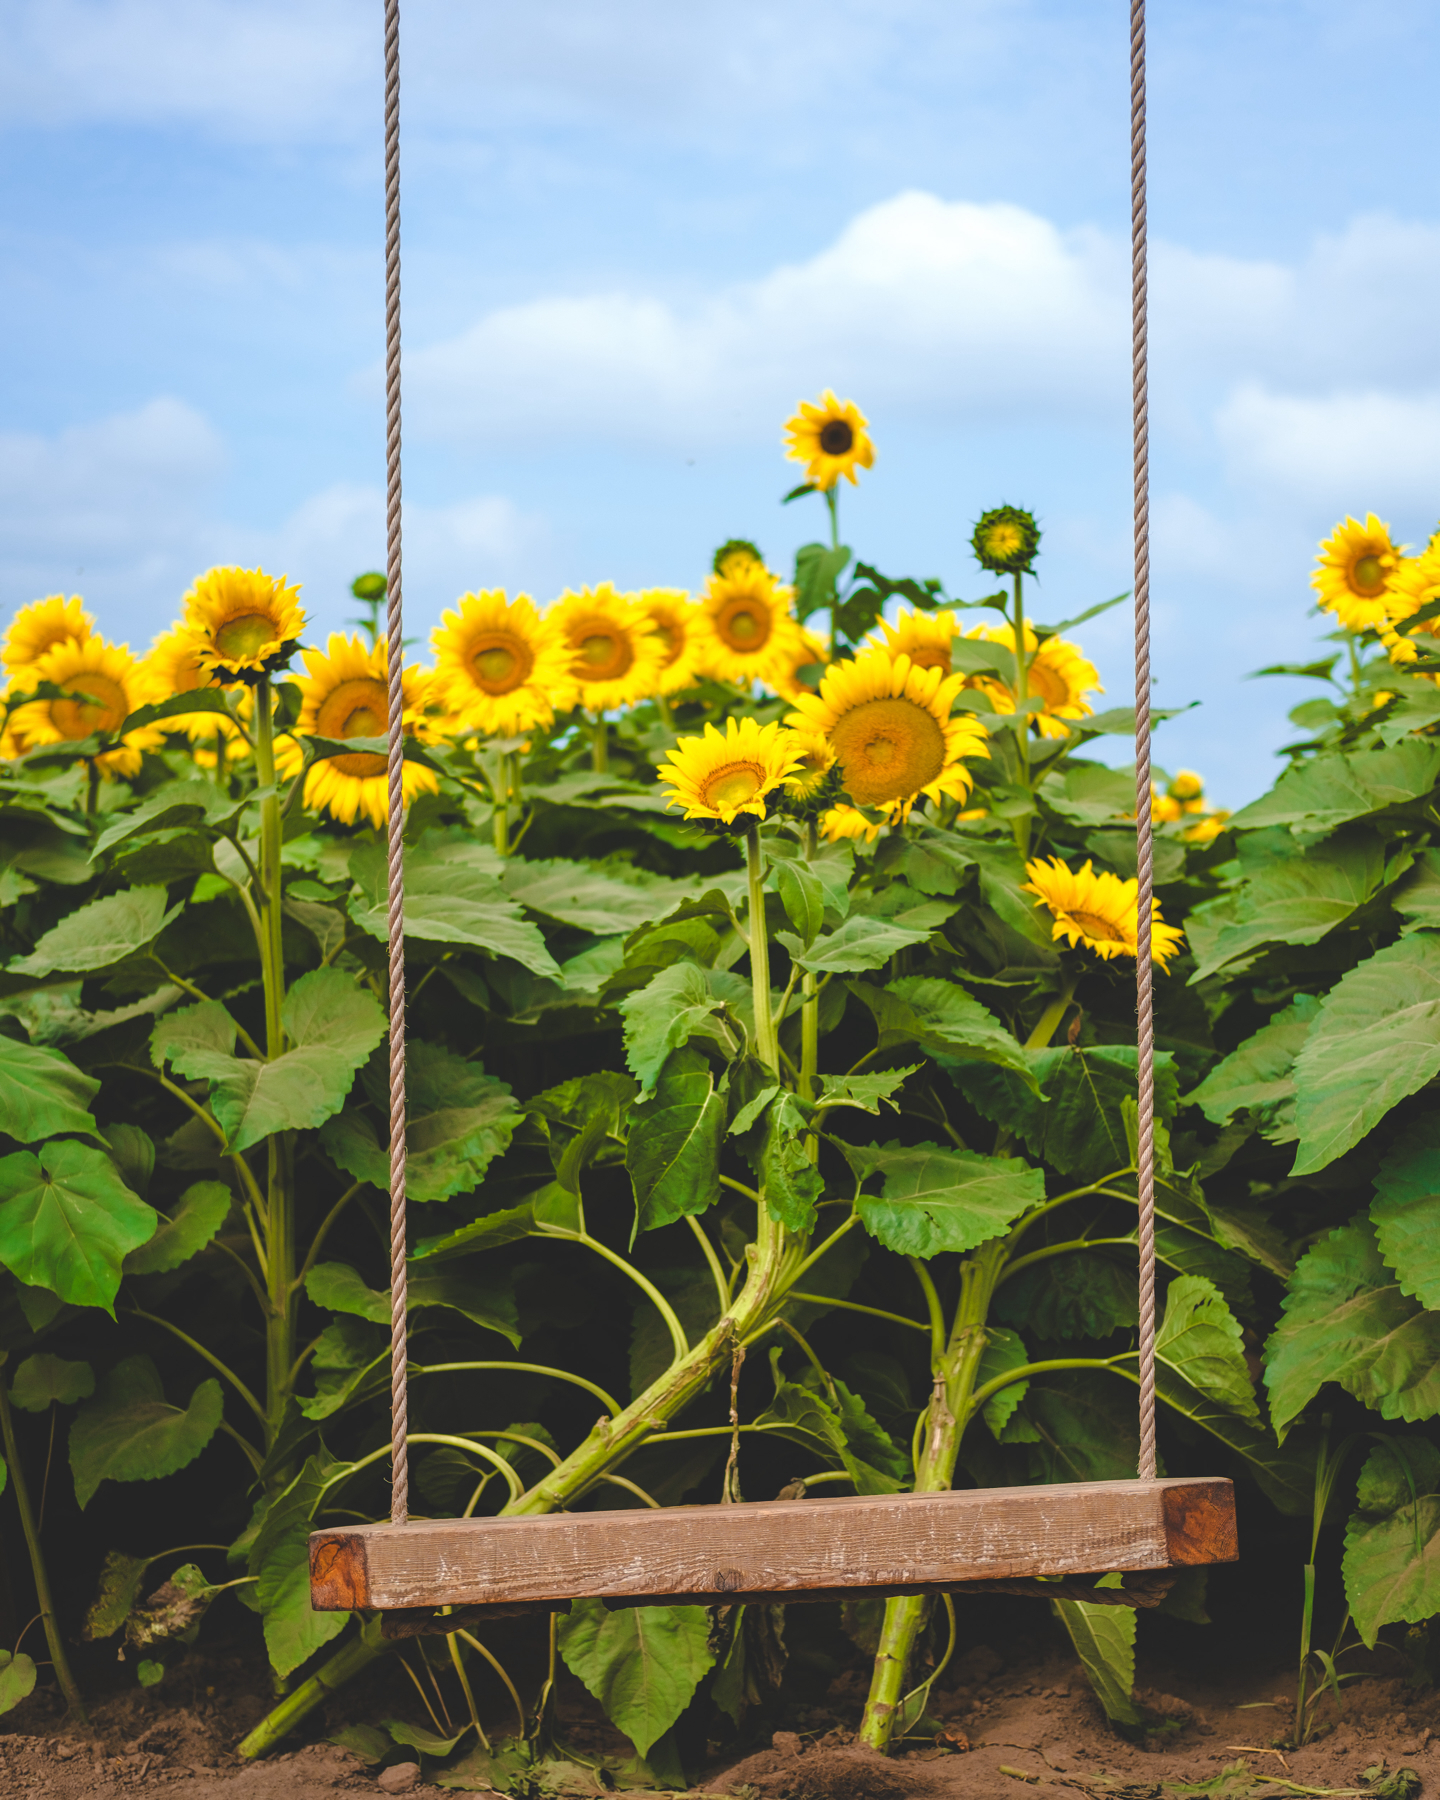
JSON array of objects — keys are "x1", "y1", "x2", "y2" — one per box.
[
  {"x1": 1130, "y1": 0, "x2": 1158, "y2": 1483},
  {"x1": 383, "y1": 0, "x2": 409, "y2": 1527}
]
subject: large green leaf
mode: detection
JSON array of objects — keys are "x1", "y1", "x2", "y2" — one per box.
[
  {"x1": 501, "y1": 858, "x2": 697, "y2": 934},
  {"x1": 527, "y1": 1070, "x2": 637, "y2": 1194},
  {"x1": 250, "y1": 1454, "x2": 351, "y2": 1677},
  {"x1": 0, "y1": 1036, "x2": 101, "y2": 1142},
  {"x1": 0, "y1": 1141, "x2": 157, "y2": 1312},
  {"x1": 626, "y1": 1046, "x2": 724, "y2": 1235},
  {"x1": 8, "y1": 1352, "x2": 94, "y2": 1410},
  {"x1": 848, "y1": 976, "x2": 1036, "y2": 1083},
  {"x1": 1153, "y1": 1366, "x2": 1313, "y2": 1516},
  {"x1": 123, "y1": 1180, "x2": 230, "y2": 1275},
  {"x1": 305, "y1": 1260, "x2": 520, "y2": 1343},
  {"x1": 993, "y1": 1252, "x2": 1136, "y2": 1341},
  {"x1": 1291, "y1": 933, "x2": 1440, "y2": 1175},
  {"x1": 556, "y1": 1599, "x2": 714, "y2": 1758},
  {"x1": 1155, "y1": 1275, "x2": 1259, "y2": 1422},
  {"x1": 786, "y1": 913, "x2": 935, "y2": 974},
  {"x1": 0, "y1": 1650, "x2": 36, "y2": 1716},
  {"x1": 1053, "y1": 1597, "x2": 1141, "y2": 1727},
  {"x1": 9, "y1": 885, "x2": 181, "y2": 975},
  {"x1": 1226, "y1": 740, "x2": 1440, "y2": 834},
  {"x1": 1394, "y1": 847, "x2": 1440, "y2": 931},
  {"x1": 1187, "y1": 995, "x2": 1320, "y2": 1144},
  {"x1": 69, "y1": 1356, "x2": 222, "y2": 1508},
  {"x1": 1039, "y1": 762, "x2": 1137, "y2": 827},
  {"x1": 349, "y1": 838, "x2": 560, "y2": 977},
  {"x1": 977, "y1": 1326, "x2": 1031, "y2": 1438},
  {"x1": 736, "y1": 1091, "x2": 824, "y2": 1233},
  {"x1": 1373, "y1": 1115, "x2": 1440, "y2": 1311},
  {"x1": 1024, "y1": 1372, "x2": 1138, "y2": 1484},
  {"x1": 1343, "y1": 1441, "x2": 1440, "y2": 1647},
  {"x1": 619, "y1": 962, "x2": 735, "y2": 1092},
  {"x1": 1265, "y1": 1214, "x2": 1440, "y2": 1435},
  {"x1": 845, "y1": 1140, "x2": 1043, "y2": 1256},
  {"x1": 751, "y1": 1357, "x2": 908, "y2": 1493}
]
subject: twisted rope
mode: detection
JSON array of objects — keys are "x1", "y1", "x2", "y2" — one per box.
[
  {"x1": 383, "y1": 0, "x2": 409, "y2": 1527},
  {"x1": 1130, "y1": 0, "x2": 1158, "y2": 1483}
]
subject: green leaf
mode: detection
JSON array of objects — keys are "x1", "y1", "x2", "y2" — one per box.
[
  {"x1": 527, "y1": 1070, "x2": 638, "y2": 1194},
  {"x1": 1226, "y1": 740, "x2": 1440, "y2": 834},
  {"x1": 1187, "y1": 995, "x2": 1320, "y2": 1143},
  {"x1": 1052, "y1": 1600, "x2": 1141, "y2": 1727},
  {"x1": 993, "y1": 1253, "x2": 1137, "y2": 1341},
  {"x1": 348, "y1": 837, "x2": 560, "y2": 978},
  {"x1": 1374, "y1": 1117, "x2": 1440, "y2": 1311},
  {"x1": 1357, "y1": 1437, "x2": 1440, "y2": 1517},
  {"x1": 846, "y1": 1141, "x2": 1044, "y2": 1256},
  {"x1": 787, "y1": 914, "x2": 935, "y2": 974},
  {"x1": 557, "y1": 1598, "x2": 714, "y2": 1758},
  {"x1": 82, "y1": 1549, "x2": 149, "y2": 1640},
  {"x1": 849, "y1": 976, "x2": 1036, "y2": 1084},
  {"x1": 501, "y1": 858, "x2": 697, "y2": 935},
  {"x1": 1291, "y1": 934, "x2": 1440, "y2": 1175},
  {"x1": 1039, "y1": 763, "x2": 1137, "y2": 827},
  {"x1": 792, "y1": 542, "x2": 852, "y2": 624},
  {"x1": 813, "y1": 1068, "x2": 918, "y2": 1114},
  {"x1": 69, "y1": 1356, "x2": 223, "y2": 1509},
  {"x1": 250, "y1": 1454, "x2": 351, "y2": 1677},
  {"x1": 1264, "y1": 1214, "x2": 1440, "y2": 1436},
  {"x1": 0, "y1": 1036, "x2": 102, "y2": 1142},
  {"x1": 103, "y1": 1122, "x2": 155, "y2": 1197},
  {"x1": 737, "y1": 1091, "x2": 823, "y2": 1233},
  {"x1": 305, "y1": 1261, "x2": 520, "y2": 1343},
  {"x1": 10, "y1": 885, "x2": 182, "y2": 975},
  {"x1": 0, "y1": 1650, "x2": 37, "y2": 1715},
  {"x1": 1153, "y1": 1366, "x2": 1314, "y2": 1516},
  {"x1": 626, "y1": 1046, "x2": 725, "y2": 1235},
  {"x1": 122, "y1": 1179, "x2": 230, "y2": 1275},
  {"x1": 619, "y1": 962, "x2": 734, "y2": 1092},
  {"x1": 1024, "y1": 1372, "x2": 1138, "y2": 1483},
  {"x1": 329, "y1": 1724, "x2": 391, "y2": 1765},
  {"x1": 1394, "y1": 847, "x2": 1440, "y2": 931},
  {"x1": 8, "y1": 1353, "x2": 94, "y2": 1410},
  {"x1": 977, "y1": 1326, "x2": 1030, "y2": 1437},
  {"x1": 1344, "y1": 1441, "x2": 1440, "y2": 1648},
  {"x1": 0, "y1": 1140, "x2": 157, "y2": 1312},
  {"x1": 753, "y1": 1357, "x2": 906, "y2": 1493},
  {"x1": 1155, "y1": 1276, "x2": 1259, "y2": 1422}
]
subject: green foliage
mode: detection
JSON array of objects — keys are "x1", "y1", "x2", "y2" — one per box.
[
  {"x1": 1344, "y1": 1440, "x2": 1440, "y2": 1647},
  {"x1": 11, "y1": 885, "x2": 182, "y2": 975},
  {"x1": 0, "y1": 1036, "x2": 103, "y2": 1142},
  {"x1": 0, "y1": 1650, "x2": 37, "y2": 1716},
  {"x1": 9, "y1": 1352, "x2": 94, "y2": 1410},
  {"x1": 556, "y1": 1599, "x2": 714, "y2": 1758},
  {"x1": 69, "y1": 1356, "x2": 223, "y2": 1508},
  {"x1": 626, "y1": 1046, "x2": 725, "y2": 1234},
  {"x1": 1051, "y1": 1596, "x2": 1141, "y2": 1727},
  {"x1": 952, "y1": 1045, "x2": 1178, "y2": 1177},
  {"x1": 250, "y1": 1455, "x2": 351, "y2": 1677},
  {"x1": 0, "y1": 1141, "x2": 157, "y2": 1311},
  {"x1": 123, "y1": 1180, "x2": 230, "y2": 1274},
  {"x1": 846, "y1": 1141, "x2": 1043, "y2": 1256}
]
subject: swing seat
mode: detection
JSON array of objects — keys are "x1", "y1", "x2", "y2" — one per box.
[{"x1": 309, "y1": 1476, "x2": 1236, "y2": 1623}]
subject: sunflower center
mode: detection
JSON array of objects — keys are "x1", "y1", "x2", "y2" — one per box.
[
  {"x1": 653, "y1": 622, "x2": 680, "y2": 666},
  {"x1": 569, "y1": 616, "x2": 633, "y2": 683},
  {"x1": 215, "y1": 612, "x2": 279, "y2": 661},
  {"x1": 1069, "y1": 908, "x2": 1128, "y2": 944},
  {"x1": 1350, "y1": 554, "x2": 1388, "y2": 597},
  {"x1": 828, "y1": 697, "x2": 946, "y2": 807},
  {"x1": 52, "y1": 673, "x2": 129, "y2": 738},
  {"x1": 1027, "y1": 660, "x2": 1070, "y2": 707},
  {"x1": 985, "y1": 525, "x2": 1022, "y2": 556},
  {"x1": 702, "y1": 762, "x2": 764, "y2": 811},
  {"x1": 317, "y1": 677, "x2": 389, "y2": 777},
  {"x1": 717, "y1": 598, "x2": 772, "y2": 653},
  {"x1": 819, "y1": 419, "x2": 855, "y2": 456},
  {"x1": 467, "y1": 631, "x2": 532, "y2": 695},
  {"x1": 907, "y1": 646, "x2": 951, "y2": 674}
]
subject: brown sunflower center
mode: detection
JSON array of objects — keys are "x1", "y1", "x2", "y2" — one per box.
[
  {"x1": 702, "y1": 762, "x2": 764, "y2": 812},
  {"x1": 1350, "y1": 553, "x2": 1388, "y2": 597},
  {"x1": 1069, "y1": 908, "x2": 1128, "y2": 944},
  {"x1": 52, "y1": 672, "x2": 129, "y2": 738},
  {"x1": 468, "y1": 631, "x2": 533, "y2": 695},
  {"x1": 819, "y1": 419, "x2": 855, "y2": 456},
  {"x1": 317, "y1": 677, "x2": 389, "y2": 777},
  {"x1": 828, "y1": 696, "x2": 946, "y2": 806},
  {"x1": 906, "y1": 645, "x2": 951, "y2": 674},
  {"x1": 652, "y1": 621, "x2": 680, "y2": 666},
  {"x1": 716, "y1": 597, "x2": 772, "y2": 654},
  {"x1": 570, "y1": 616, "x2": 634, "y2": 683},
  {"x1": 215, "y1": 612, "x2": 279, "y2": 661},
  {"x1": 1026, "y1": 659, "x2": 1071, "y2": 708}
]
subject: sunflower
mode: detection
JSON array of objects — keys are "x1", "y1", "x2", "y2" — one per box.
[
  {"x1": 768, "y1": 625, "x2": 829, "y2": 703},
  {"x1": 642, "y1": 589, "x2": 704, "y2": 695},
  {"x1": 10, "y1": 635, "x2": 161, "y2": 777},
  {"x1": 657, "y1": 716, "x2": 803, "y2": 828},
  {"x1": 1151, "y1": 787, "x2": 1183, "y2": 824},
  {"x1": 787, "y1": 648, "x2": 990, "y2": 819},
  {"x1": 143, "y1": 626, "x2": 246, "y2": 757},
  {"x1": 1022, "y1": 857, "x2": 1184, "y2": 970},
  {"x1": 972, "y1": 506, "x2": 1041, "y2": 576},
  {"x1": 1377, "y1": 540, "x2": 1440, "y2": 665},
  {"x1": 783, "y1": 391, "x2": 874, "y2": 491},
  {"x1": 1183, "y1": 810, "x2": 1230, "y2": 845},
  {"x1": 179, "y1": 565, "x2": 305, "y2": 683},
  {"x1": 779, "y1": 728, "x2": 841, "y2": 817},
  {"x1": 1311, "y1": 514, "x2": 1404, "y2": 632},
  {"x1": 548, "y1": 584, "x2": 666, "y2": 713},
  {"x1": 275, "y1": 634, "x2": 438, "y2": 829},
  {"x1": 431, "y1": 590, "x2": 570, "y2": 737},
  {"x1": 694, "y1": 559, "x2": 805, "y2": 688},
  {"x1": 964, "y1": 623, "x2": 1101, "y2": 739},
  {"x1": 821, "y1": 804, "x2": 883, "y2": 844},
  {"x1": 3, "y1": 595, "x2": 94, "y2": 674},
  {"x1": 871, "y1": 609, "x2": 957, "y2": 675}
]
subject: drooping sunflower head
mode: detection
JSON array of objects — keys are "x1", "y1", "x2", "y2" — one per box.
[
  {"x1": 3, "y1": 595, "x2": 94, "y2": 674},
  {"x1": 549, "y1": 584, "x2": 667, "y2": 712},
  {"x1": 657, "y1": 716, "x2": 804, "y2": 829},
  {"x1": 779, "y1": 728, "x2": 842, "y2": 817},
  {"x1": 872, "y1": 609, "x2": 957, "y2": 675},
  {"x1": 768, "y1": 625, "x2": 829, "y2": 704},
  {"x1": 971, "y1": 506, "x2": 1041, "y2": 577},
  {"x1": 695, "y1": 559, "x2": 804, "y2": 688},
  {"x1": 964, "y1": 623, "x2": 1101, "y2": 739},
  {"x1": 1311, "y1": 514, "x2": 1404, "y2": 632},
  {"x1": 712, "y1": 539, "x2": 765, "y2": 577},
  {"x1": 431, "y1": 589, "x2": 570, "y2": 737},
  {"x1": 787, "y1": 648, "x2": 990, "y2": 819},
  {"x1": 11, "y1": 634, "x2": 161, "y2": 777},
  {"x1": 641, "y1": 589, "x2": 704, "y2": 695},
  {"x1": 1022, "y1": 856, "x2": 1184, "y2": 970},
  {"x1": 275, "y1": 633, "x2": 438, "y2": 829},
  {"x1": 180, "y1": 565, "x2": 305, "y2": 683},
  {"x1": 783, "y1": 391, "x2": 875, "y2": 491}
]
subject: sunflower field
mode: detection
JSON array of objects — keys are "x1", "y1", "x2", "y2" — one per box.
[{"x1": 2, "y1": 387, "x2": 1440, "y2": 1783}]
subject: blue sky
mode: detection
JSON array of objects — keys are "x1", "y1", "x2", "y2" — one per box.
[{"x1": 3, "y1": 0, "x2": 1438, "y2": 802}]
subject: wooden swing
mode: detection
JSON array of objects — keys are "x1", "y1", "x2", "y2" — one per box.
[{"x1": 309, "y1": 0, "x2": 1238, "y2": 1638}]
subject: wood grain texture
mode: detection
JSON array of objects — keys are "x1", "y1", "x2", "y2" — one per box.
[{"x1": 309, "y1": 1477, "x2": 1236, "y2": 1613}]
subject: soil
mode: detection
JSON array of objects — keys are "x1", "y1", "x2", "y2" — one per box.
[{"x1": 1, "y1": 1631, "x2": 1434, "y2": 1798}]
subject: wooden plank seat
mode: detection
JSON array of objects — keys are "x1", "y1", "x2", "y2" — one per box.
[{"x1": 310, "y1": 1476, "x2": 1236, "y2": 1632}]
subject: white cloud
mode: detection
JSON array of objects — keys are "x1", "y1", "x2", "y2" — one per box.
[{"x1": 1216, "y1": 384, "x2": 1440, "y2": 510}]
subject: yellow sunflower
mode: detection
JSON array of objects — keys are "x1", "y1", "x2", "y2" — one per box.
[
  {"x1": 549, "y1": 584, "x2": 667, "y2": 713},
  {"x1": 783, "y1": 391, "x2": 874, "y2": 491},
  {"x1": 964, "y1": 623, "x2": 1101, "y2": 739},
  {"x1": 871, "y1": 609, "x2": 957, "y2": 675},
  {"x1": 768, "y1": 625, "x2": 829, "y2": 703},
  {"x1": 781, "y1": 728, "x2": 839, "y2": 807},
  {"x1": 642, "y1": 589, "x2": 704, "y2": 695},
  {"x1": 657, "y1": 717, "x2": 803, "y2": 827},
  {"x1": 10, "y1": 635, "x2": 161, "y2": 777},
  {"x1": 1311, "y1": 514, "x2": 1404, "y2": 632},
  {"x1": 275, "y1": 634, "x2": 438, "y2": 829},
  {"x1": 1022, "y1": 857, "x2": 1184, "y2": 970},
  {"x1": 431, "y1": 590, "x2": 571, "y2": 737},
  {"x1": 821, "y1": 804, "x2": 883, "y2": 844},
  {"x1": 694, "y1": 559, "x2": 805, "y2": 689},
  {"x1": 3, "y1": 595, "x2": 94, "y2": 674},
  {"x1": 1152, "y1": 787, "x2": 1183, "y2": 824},
  {"x1": 142, "y1": 626, "x2": 247, "y2": 760},
  {"x1": 1183, "y1": 810, "x2": 1230, "y2": 845},
  {"x1": 787, "y1": 648, "x2": 989, "y2": 819},
  {"x1": 179, "y1": 565, "x2": 305, "y2": 683},
  {"x1": 1377, "y1": 540, "x2": 1440, "y2": 665}
]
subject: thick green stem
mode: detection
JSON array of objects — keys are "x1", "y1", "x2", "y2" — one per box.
[
  {"x1": 493, "y1": 753, "x2": 511, "y2": 856},
  {"x1": 826, "y1": 486, "x2": 841, "y2": 659},
  {"x1": 237, "y1": 1616, "x2": 386, "y2": 1757},
  {"x1": 1025, "y1": 977, "x2": 1077, "y2": 1051},
  {"x1": 0, "y1": 1374, "x2": 87, "y2": 1723},
  {"x1": 1009, "y1": 571, "x2": 1032, "y2": 855},
  {"x1": 746, "y1": 830, "x2": 778, "y2": 1073},
  {"x1": 591, "y1": 712, "x2": 608, "y2": 774},
  {"x1": 800, "y1": 821, "x2": 820, "y2": 1108}
]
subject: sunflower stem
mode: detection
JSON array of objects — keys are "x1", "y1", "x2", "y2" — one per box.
[
  {"x1": 1026, "y1": 976, "x2": 1077, "y2": 1050},
  {"x1": 825, "y1": 486, "x2": 842, "y2": 659},
  {"x1": 1009, "y1": 572, "x2": 1032, "y2": 854},
  {"x1": 800, "y1": 820, "x2": 820, "y2": 1111},
  {"x1": 591, "y1": 712, "x2": 608, "y2": 774},
  {"x1": 746, "y1": 828, "x2": 779, "y2": 1074},
  {"x1": 493, "y1": 752, "x2": 510, "y2": 856}
]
